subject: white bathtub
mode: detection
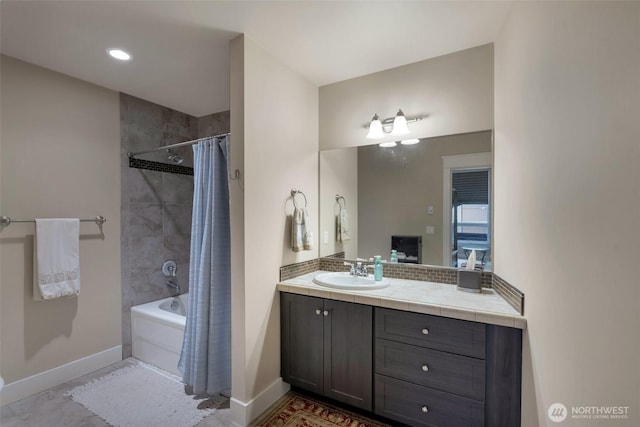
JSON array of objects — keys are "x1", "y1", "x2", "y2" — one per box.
[{"x1": 131, "y1": 293, "x2": 187, "y2": 376}]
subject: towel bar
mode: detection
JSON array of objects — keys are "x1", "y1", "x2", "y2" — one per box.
[{"x1": 0, "y1": 216, "x2": 106, "y2": 227}]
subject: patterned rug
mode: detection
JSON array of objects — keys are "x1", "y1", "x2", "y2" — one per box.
[{"x1": 252, "y1": 392, "x2": 389, "y2": 427}]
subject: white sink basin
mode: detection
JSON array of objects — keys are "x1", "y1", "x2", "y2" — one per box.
[{"x1": 313, "y1": 272, "x2": 390, "y2": 290}]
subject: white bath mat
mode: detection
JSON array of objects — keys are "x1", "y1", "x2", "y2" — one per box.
[{"x1": 67, "y1": 360, "x2": 224, "y2": 427}]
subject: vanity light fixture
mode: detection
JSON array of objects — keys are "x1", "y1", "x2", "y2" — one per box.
[
  {"x1": 108, "y1": 48, "x2": 131, "y2": 61},
  {"x1": 365, "y1": 109, "x2": 422, "y2": 140}
]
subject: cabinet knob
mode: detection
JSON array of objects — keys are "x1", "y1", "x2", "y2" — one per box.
[
  {"x1": 315, "y1": 309, "x2": 321, "y2": 315},
  {"x1": 323, "y1": 310, "x2": 329, "y2": 316},
  {"x1": 421, "y1": 405, "x2": 429, "y2": 413},
  {"x1": 421, "y1": 364, "x2": 429, "y2": 372},
  {"x1": 422, "y1": 328, "x2": 429, "y2": 335}
]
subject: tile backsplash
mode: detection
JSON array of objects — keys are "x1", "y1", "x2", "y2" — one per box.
[
  {"x1": 319, "y1": 257, "x2": 480, "y2": 286},
  {"x1": 281, "y1": 257, "x2": 524, "y2": 315},
  {"x1": 492, "y1": 273, "x2": 524, "y2": 315},
  {"x1": 280, "y1": 258, "x2": 320, "y2": 281}
]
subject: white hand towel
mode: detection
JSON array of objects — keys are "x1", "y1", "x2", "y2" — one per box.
[
  {"x1": 34, "y1": 219, "x2": 81, "y2": 300},
  {"x1": 302, "y1": 208, "x2": 313, "y2": 250},
  {"x1": 292, "y1": 208, "x2": 313, "y2": 252},
  {"x1": 337, "y1": 207, "x2": 351, "y2": 242},
  {"x1": 292, "y1": 208, "x2": 304, "y2": 252}
]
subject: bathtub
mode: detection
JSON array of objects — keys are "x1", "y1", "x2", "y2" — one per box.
[{"x1": 131, "y1": 293, "x2": 187, "y2": 376}]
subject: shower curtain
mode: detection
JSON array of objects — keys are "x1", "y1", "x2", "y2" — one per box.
[{"x1": 178, "y1": 135, "x2": 231, "y2": 395}]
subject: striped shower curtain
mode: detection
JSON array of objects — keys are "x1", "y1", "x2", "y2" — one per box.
[{"x1": 178, "y1": 135, "x2": 231, "y2": 395}]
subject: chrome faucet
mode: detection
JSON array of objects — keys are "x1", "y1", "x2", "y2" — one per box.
[
  {"x1": 344, "y1": 261, "x2": 371, "y2": 277},
  {"x1": 344, "y1": 261, "x2": 356, "y2": 275},
  {"x1": 166, "y1": 279, "x2": 181, "y2": 295}
]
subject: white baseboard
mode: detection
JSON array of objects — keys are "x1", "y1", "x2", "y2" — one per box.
[
  {"x1": 230, "y1": 378, "x2": 290, "y2": 426},
  {"x1": 0, "y1": 345, "x2": 122, "y2": 406}
]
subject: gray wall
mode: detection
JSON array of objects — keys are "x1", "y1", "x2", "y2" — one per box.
[
  {"x1": 0, "y1": 55, "x2": 121, "y2": 398},
  {"x1": 319, "y1": 44, "x2": 493, "y2": 150},
  {"x1": 120, "y1": 93, "x2": 229, "y2": 357}
]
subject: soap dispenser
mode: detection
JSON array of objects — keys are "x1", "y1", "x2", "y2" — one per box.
[
  {"x1": 390, "y1": 249, "x2": 398, "y2": 263},
  {"x1": 374, "y1": 256, "x2": 383, "y2": 281}
]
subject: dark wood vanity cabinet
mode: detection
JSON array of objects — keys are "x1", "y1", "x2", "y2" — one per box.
[
  {"x1": 374, "y1": 308, "x2": 522, "y2": 427},
  {"x1": 280, "y1": 293, "x2": 522, "y2": 426},
  {"x1": 280, "y1": 292, "x2": 373, "y2": 411}
]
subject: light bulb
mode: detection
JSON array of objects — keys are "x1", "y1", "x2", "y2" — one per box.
[
  {"x1": 400, "y1": 138, "x2": 420, "y2": 145},
  {"x1": 108, "y1": 49, "x2": 131, "y2": 61},
  {"x1": 378, "y1": 141, "x2": 397, "y2": 148},
  {"x1": 366, "y1": 114, "x2": 384, "y2": 139},
  {"x1": 390, "y1": 109, "x2": 410, "y2": 136}
]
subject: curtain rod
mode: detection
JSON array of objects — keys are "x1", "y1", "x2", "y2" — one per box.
[{"x1": 127, "y1": 132, "x2": 230, "y2": 159}]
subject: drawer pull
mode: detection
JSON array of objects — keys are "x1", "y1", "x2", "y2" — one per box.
[
  {"x1": 422, "y1": 328, "x2": 429, "y2": 335},
  {"x1": 421, "y1": 405, "x2": 429, "y2": 413},
  {"x1": 315, "y1": 309, "x2": 321, "y2": 315},
  {"x1": 421, "y1": 364, "x2": 429, "y2": 372},
  {"x1": 323, "y1": 310, "x2": 329, "y2": 316}
]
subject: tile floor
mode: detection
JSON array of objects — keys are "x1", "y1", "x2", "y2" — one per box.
[{"x1": 0, "y1": 359, "x2": 233, "y2": 427}]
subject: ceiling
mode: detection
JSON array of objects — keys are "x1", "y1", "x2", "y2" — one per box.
[{"x1": 0, "y1": 1, "x2": 512, "y2": 117}]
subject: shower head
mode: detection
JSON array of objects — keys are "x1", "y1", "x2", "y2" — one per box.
[{"x1": 166, "y1": 149, "x2": 184, "y2": 165}]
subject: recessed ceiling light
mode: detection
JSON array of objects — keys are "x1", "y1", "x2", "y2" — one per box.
[
  {"x1": 379, "y1": 141, "x2": 397, "y2": 148},
  {"x1": 108, "y1": 49, "x2": 131, "y2": 61}
]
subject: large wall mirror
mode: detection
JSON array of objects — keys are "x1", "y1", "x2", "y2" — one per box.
[{"x1": 319, "y1": 130, "x2": 493, "y2": 271}]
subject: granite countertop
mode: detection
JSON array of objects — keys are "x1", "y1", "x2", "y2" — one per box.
[{"x1": 277, "y1": 270, "x2": 526, "y2": 330}]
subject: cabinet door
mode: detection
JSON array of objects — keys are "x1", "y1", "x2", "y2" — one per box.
[
  {"x1": 281, "y1": 293, "x2": 324, "y2": 394},
  {"x1": 323, "y1": 299, "x2": 373, "y2": 411}
]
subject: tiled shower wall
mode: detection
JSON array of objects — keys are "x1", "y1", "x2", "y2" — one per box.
[{"x1": 120, "y1": 93, "x2": 229, "y2": 357}]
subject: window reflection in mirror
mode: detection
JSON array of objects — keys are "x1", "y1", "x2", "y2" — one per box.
[{"x1": 451, "y1": 169, "x2": 491, "y2": 270}]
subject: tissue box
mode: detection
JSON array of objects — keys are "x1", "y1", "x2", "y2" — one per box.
[{"x1": 457, "y1": 270, "x2": 482, "y2": 293}]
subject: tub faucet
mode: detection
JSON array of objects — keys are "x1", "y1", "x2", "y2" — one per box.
[{"x1": 166, "y1": 280, "x2": 181, "y2": 295}]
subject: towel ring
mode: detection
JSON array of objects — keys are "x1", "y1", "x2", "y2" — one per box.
[
  {"x1": 291, "y1": 189, "x2": 308, "y2": 209},
  {"x1": 335, "y1": 195, "x2": 347, "y2": 208}
]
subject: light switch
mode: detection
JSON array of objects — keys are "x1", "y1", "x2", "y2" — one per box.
[
  {"x1": 426, "y1": 226, "x2": 435, "y2": 235},
  {"x1": 428, "y1": 206, "x2": 434, "y2": 215},
  {"x1": 323, "y1": 230, "x2": 329, "y2": 244}
]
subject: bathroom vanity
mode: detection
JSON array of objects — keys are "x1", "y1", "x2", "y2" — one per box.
[
  {"x1": 278, "y1": 272, "x2": 524, "y2": 427},
  {"x1": 281, "y1": 293, "x2": 373, "y2": 410}
]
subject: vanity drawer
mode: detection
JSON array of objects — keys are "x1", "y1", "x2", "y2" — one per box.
[
  {"x1": 375, "y1": 374, "x2": 484, "y2": 427},
  {"x1": 375, "y1": 339, "x2": 485, "y2": 401},
  {"x1": 375, "y1": 308, "x2": 486, "y2": 359}
]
